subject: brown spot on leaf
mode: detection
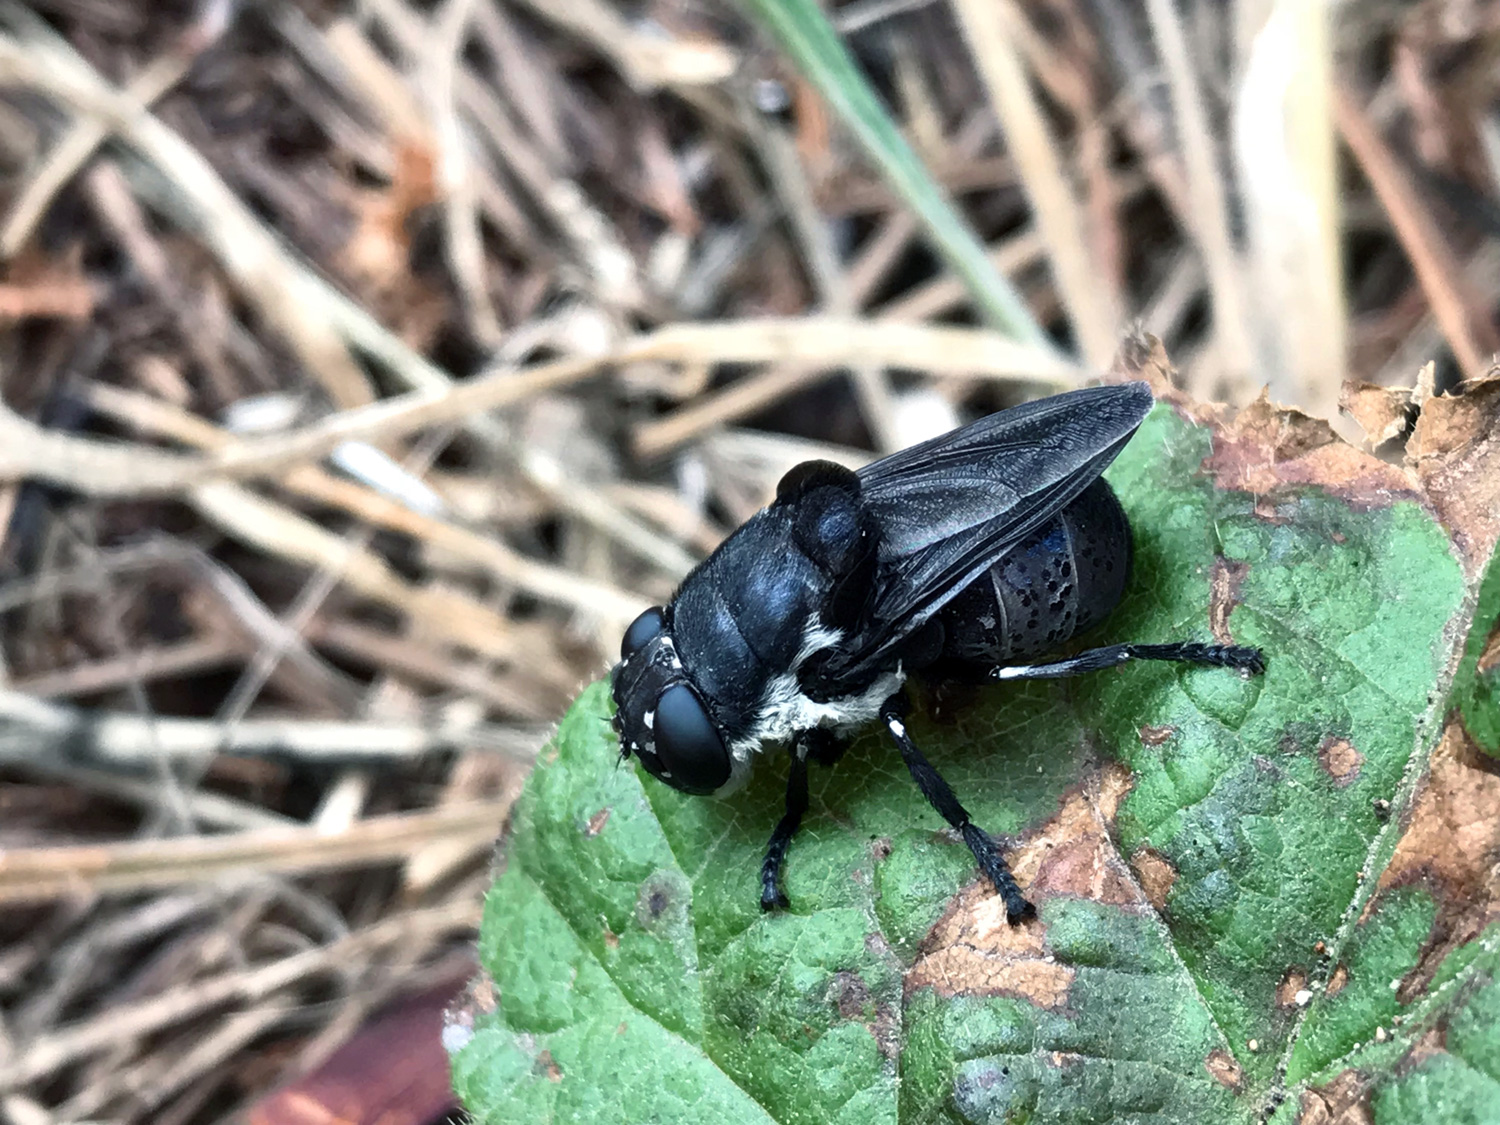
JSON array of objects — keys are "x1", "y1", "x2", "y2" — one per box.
[
  {"x1": 907, "y1": 770, "x2": 1144, "y2": 1005},
  {"x1": 1130, "y1": 847, "x2": 1178, "y2": 912},
  {"x1": 1009, "y1": 773, "x2": 1139, "y2": 907},
  {"x1": 1373, "y1": 720, "x2": 1500, "y2": 996},
  {"x1": 1408, "y1": 368, "x2": 1500, "y2": 571},
  {"x1": 1479, "y1": 626, "x2": 1500, "y2": 678},
  {"x1": 1205, "y1": 1049, "x2": 1243, "y2": 1090},
  {"x1": 1209, "y1": 557, "x2": 1250, "y2": 645},
  {"x1": 1139, "y1": 724, "x2": 1177, "y2": 747},
  {"x1": 1111, "y1": 331, "x2": 1421, "y2": 511},
  {"x1": 1297, "y1": 1070, "x2": 1372, "y2": 1125},
  {"x1": 449, "y1": 970, "x2": 499, "y2": 1034},
  {"x1": 829, "y1": 971, "x2": 870, "y2": 1020},
  {"x1": 536, "y1": 1049, "x2": 563, "y2": 1082},
  {"x1": 1317, "y1": 737, "x2": 1365, "y2": 785},
  {"x1": 1110, "y1": 331, "x2": 1179, "y2": 397},
  {"x1": 1326, "y1": 964, "x2": 1349, "y2": 998},
  {"x1": 1093, "y1": 760, "x2": 1134, "y2": 823},
  {"x1": 585, "y1": 807, "x2": 611, "y2": 837},
  {"x1": 1277, "y1": 967, "x2": 1308, "y2": 1008},
  {"x1": 906, "y1": 890, "x2": 1075, "y2": 1008},
  {"x1": 1204, "y1": 391, "x2": 1417, "y2": 507}
]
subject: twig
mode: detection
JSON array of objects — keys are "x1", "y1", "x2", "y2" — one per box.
[
  {"x1": 0, "y1": 9, "x2": 376, "y2": 409},
  {"x1": 740, "y1": 102, "x2": 901, "y2": 452},
  {"x1": 1333, "y1": 81, "x2": 1500, "y2": 379},
  {"x1": 7, "y1": 634, "x2": 242, "y2": 699},
  {"x1": 15, "y1": 763, "x2": 294, "y2": 832},
  {"x1": 631, "y1": 318, "x2": 1082, "y2": 458},
  {"x1": 0, "y1": 900, "x2": 479, "y2": 1087},
  {"x1": 949, "y1": 0, "x2": 1120, "y2": 366},
  {"x1": 0, "y1": 319, "x2": 1076, "y2": 496},
  {"x1": 0, "y1": 690, "x2": 536, "y2": 772},
  {"x1": 427, "y1": 0, "x2": 503, "y2": 345},
  {"x1": 82, "y1": 383, "x2": 650, "y2": 625},
  {"x1": 507, "y1": 0, "x2": 736, "y2": 90},
  {"x1": 1143, "y1": 0, "x2": 1256, "y2": 393},
  {"x1": 0, "y1": 46, "x2": 191, "y2": 257}
]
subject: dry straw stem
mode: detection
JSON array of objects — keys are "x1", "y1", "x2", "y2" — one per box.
[
  {"x1": 426, "y1": 0, "x2": 504, "y2": 347},
  {"x1": 7, "y1": 633, "x2": 243, "y2": 699},
  {"x1": 83, "y1": 383, "x2": 650, "y2": 625},
  {"x1": 508, "y1": 0, "x2": 736, "y2": 90},
  {"x1": 1333, "y1": 81, "x2": 1500, "y2": 381},
  {"x1": 0, "y1": 8, "x2": 376, "y2": 410},
  {"x1": 0, "y1": 801, "x2": 505, "y2": 904},
  {"x1": 0, "y1": 899, "x2": 479, "y2": 1090},
  {"x1": 949, "y1": 0, "x2": 1120, "y2": 368},
  {"x1": 0, "y1": 318, "x2": 1075, "y2": 495},
  {"x1": 190, "y1": 479, "x2": 530, "y2": 665},
  {"x1": 361, "y1": 0, "x2": 643, "y2": 308},
  {"x1": 1232, "y1": 2, "x2": 1344, "y2": 418},
  {"x1": 0, "y1": 689, "x2": 531, "y2": 772},
  {"x1": 744, "y1": 106, "x2": 900, "y2": 452},
  {"x1": 1143, "y1": 0, "x2": 1256, "y2": 398},
  {"x1": 0, "y1": 47, "x2": 190, "y2": 256},
  {"x1": 25, "y1": 762, "x2": 296, "y2": 832},
  {"x1": 630, "y1": 318, "x2": 1084, "y2": 458}
]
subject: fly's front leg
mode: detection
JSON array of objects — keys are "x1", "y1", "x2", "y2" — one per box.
[
  {"x1": 760, "y1": 729, "x2": 839, "y2": 912},
  {"x1": 880, "y1": 691, "x2": 1035, "y2": 924},
  {"x1": 991, "y1": 641, "x2": 1265, "y2": 682}
]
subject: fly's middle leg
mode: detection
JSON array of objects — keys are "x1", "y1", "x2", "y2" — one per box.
[{"x1": 880, "y1": 690, "x2": 1035, "y2": 924}]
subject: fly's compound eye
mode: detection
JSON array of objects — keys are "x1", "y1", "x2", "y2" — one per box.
[
  {"x1": 621, "y1": 606, "x2": 666, "y2": 661},
  {"x1": 653, "y1": 683, "x2": 731, "y2": 794}
]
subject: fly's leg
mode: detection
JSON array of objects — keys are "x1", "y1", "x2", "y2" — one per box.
[
  {"x1": 880, "y1": 691, "x2": 1035, "y2": 924},
  {"x1": 991, "y1": 641, "x2": 1265, "y2": 682},
  {"x1": 759, "y1": 754, "x2": 807, "y2": 911},
  {"x1": 759, "y1": 729, "x2": 839, "y2": 912}
]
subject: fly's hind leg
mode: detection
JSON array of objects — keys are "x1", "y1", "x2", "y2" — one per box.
[
  {"x1": 760, "y1": 729, "x2": 840, "y2": 912},
  {"x1": 880, "y1": 691, "x2": 1035, "y2": 924},
  {"x1": 991, "y1": 641, "x2": 1265, "y2": 682}
]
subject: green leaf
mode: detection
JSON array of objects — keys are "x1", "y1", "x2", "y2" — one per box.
[
  {"x1": 1451, "y1": 547, "x2": 1500, "y2": 757},
  {"x1": 730, "y1": 0, "x2": 1050, "y2": 348},
  {"x1": 453, "y1": 403, "x2": 1496, "y2": 1123}
]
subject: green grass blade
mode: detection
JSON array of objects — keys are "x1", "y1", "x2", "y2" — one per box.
[{"x1": 736, "y1": 0, "x2": 1055, "y2": 350}]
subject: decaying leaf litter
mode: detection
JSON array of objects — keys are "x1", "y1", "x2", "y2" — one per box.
[{"x1": 0, "y1": 2, "x2": 1496, "y2": 1123}]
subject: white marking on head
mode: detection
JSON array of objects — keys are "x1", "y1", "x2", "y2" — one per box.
[
  {"x1": 643, "y1": 710, "x2": 655, "y2": 730},
  {"x1": 888, "y1": 718, "x2": 906, "y2": 738}
]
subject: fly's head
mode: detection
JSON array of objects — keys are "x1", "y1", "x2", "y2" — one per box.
[{"x1": 610, "y1": 606, "x2": 732, "y2": 796}]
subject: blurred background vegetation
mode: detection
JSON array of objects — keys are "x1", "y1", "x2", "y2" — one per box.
[{"x1": 0, "y1": 1, "x2": 1496, "y2": 1121}]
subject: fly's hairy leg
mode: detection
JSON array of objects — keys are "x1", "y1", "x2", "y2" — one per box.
[
  {"x1": 881, "y1": 691, "x2": 1035, "y2": 924},
  {"x1": 761, "y1": 729, "x2": 844, "y2": 910},
  {"x1": 991, "y1": 641, "x2": 1265, "y2": 682}
]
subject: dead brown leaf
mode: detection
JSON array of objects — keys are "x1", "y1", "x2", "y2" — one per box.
[
  {"x1": 1406, "y1": 369, "x2": 1500, "y2": 571},
  {"x1": 1340, "y1": 381, "x2": 1414, "y2": 447}
]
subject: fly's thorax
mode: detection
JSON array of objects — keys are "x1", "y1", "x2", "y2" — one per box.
[{"x1": 734, "y1": 613, "x2": 907, "y2": 757}]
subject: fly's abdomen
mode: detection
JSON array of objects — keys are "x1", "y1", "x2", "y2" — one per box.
[{"x1": 934, "y1": 478, "x2": 1132, "y2": 672}]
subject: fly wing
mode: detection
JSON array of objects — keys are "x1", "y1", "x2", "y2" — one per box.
[{"x1": 832, "y1": 382, "x2": 1153, "y2": 680}]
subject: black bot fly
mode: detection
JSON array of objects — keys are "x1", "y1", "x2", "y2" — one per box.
[{"x1": 610, "y1": 382, "x2": 1264, "y2": 922}]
